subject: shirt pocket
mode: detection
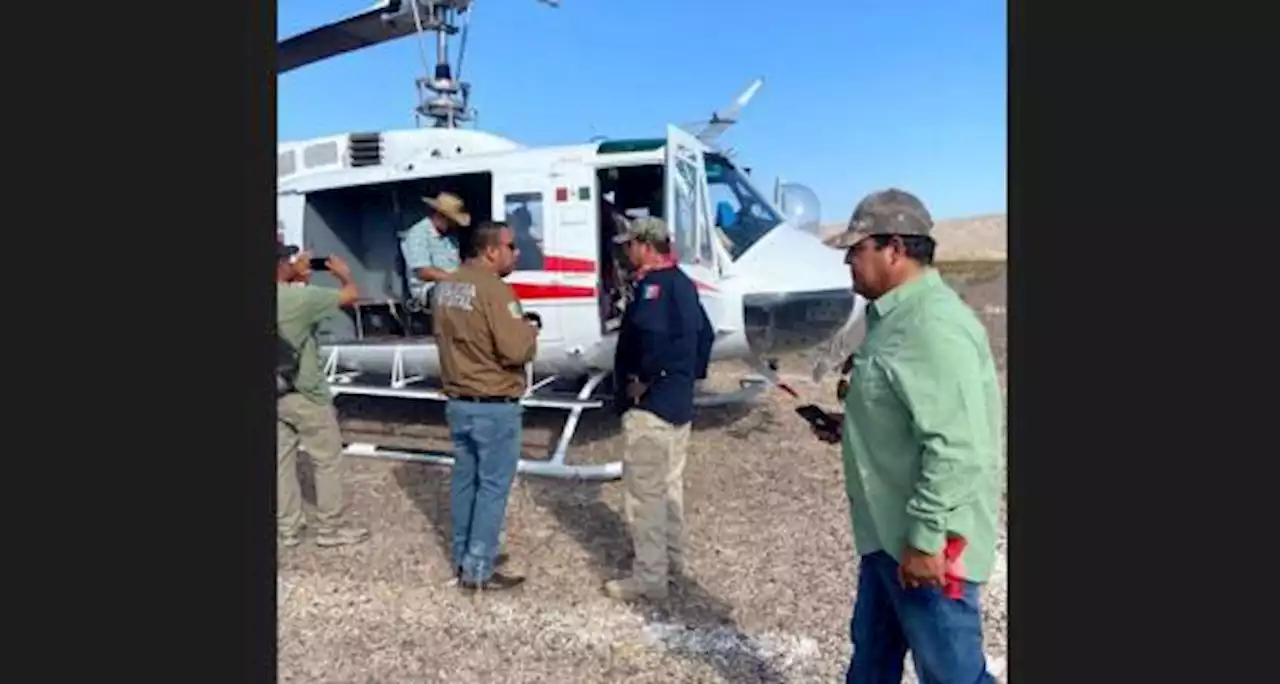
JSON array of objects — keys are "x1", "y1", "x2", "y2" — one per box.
[{"x1": 850, "y1": 355, "x2": 894, "y2": 402}]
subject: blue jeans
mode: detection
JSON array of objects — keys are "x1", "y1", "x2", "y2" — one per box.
[
  {"x1": 445, "y1": 400, "x2": 523, "y2": 583},
  {"x1": 846, "y1": 551, "x2": 995, "y2": 684}
]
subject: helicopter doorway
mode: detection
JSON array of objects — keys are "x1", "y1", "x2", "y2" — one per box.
[
  {"x1": 299, "y1": 172, "x2": 493, "y2": 344},
  {"x1": 595, "y1": 163, "x2": 664, "y2": 333}
]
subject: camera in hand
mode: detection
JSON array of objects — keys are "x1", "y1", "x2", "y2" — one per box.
[
  {"x1": 308, "y1": 257, "x2": 330, "y2": 272},
  {"x1": 795, "y1": 403, "x2": 838, "y2": 432}
]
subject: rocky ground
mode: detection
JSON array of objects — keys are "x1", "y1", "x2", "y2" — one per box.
[{"x1": 277, "y1": 264, "x2": 1008, "y2": 684}]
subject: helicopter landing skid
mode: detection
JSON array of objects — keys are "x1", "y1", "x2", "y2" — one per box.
[
  {"x1": 693, "y1": 375, "x2": 771, "y2": 407},
  {"x1": 328, "y1": 367, "x2": 619, "y2": 481},
  {"x1": 331, "y1": 375, "x2": 770, "y2": 481},
  {"x1": 321, "y1": 348, "x2": 773, "y2": 481}
]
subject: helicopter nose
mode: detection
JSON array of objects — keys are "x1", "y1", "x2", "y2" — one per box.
[
  {"x1": 732, "y1": 223, "x2": 863, "y2": 358},
  {"x1": 742, "y1": 289, "x2": 860, "y2": 357}
]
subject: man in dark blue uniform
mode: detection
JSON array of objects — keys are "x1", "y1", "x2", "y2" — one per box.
[{"x1": 604, "y1": 217, "x2": 714, "y2": 602}]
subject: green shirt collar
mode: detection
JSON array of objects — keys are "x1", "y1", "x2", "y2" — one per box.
[{"x1": 868, "y1": 268, "x2": 943, "y2": 320}]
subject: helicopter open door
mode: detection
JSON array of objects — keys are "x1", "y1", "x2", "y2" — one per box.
[{"x1": 664, "y1": 124, "x2": 727, "y2": 328}]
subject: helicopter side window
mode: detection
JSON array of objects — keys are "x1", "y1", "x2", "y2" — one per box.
[{"x1": 503, "y1": 192, "x2": 545, "y2": 271}]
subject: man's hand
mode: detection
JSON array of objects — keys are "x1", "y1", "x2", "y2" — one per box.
[
  {"x1": 417, "y1": 267, "x2": 453, "y2": 284},
  {"x1": 626, "y1": 376, "x2": 648, "y2": 402},
  {"x1": 326, "y1": 255, "x2": 353, "y2": 282},
  {"x1": 898, "y1": 546, "x2": 947, "y2": 590},
  {"x1": 323, "y1": 255, "x2": 360, "y2": 307},
  {"x1": 811, "y1": 412, "x2": 843, "y2": 444}
]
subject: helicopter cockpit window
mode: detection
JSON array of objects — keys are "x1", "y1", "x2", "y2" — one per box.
[
  {"x1": 503, "y1": 192, "x2": 545, "y2": 271},
  {"x1": 705, "y1": 154, "x2": 783, "y2": 260}
]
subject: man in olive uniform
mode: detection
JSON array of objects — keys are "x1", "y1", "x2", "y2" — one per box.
[
  {"x1": 276, "y1": 243, "x2": 371, "y2": 549},
  {"x1": 433, "y1": 220, "x2": 539, "y2": 591}
]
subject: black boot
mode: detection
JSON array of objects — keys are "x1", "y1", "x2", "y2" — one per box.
[
  {"x1": 459, "y1": 572, "x2": 525, "y2": 592},
  {"x1": 456, "y1": 553, "x2": 508, "y2": 579}
]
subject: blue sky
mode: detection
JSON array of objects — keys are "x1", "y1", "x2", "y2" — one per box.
[{"x1": 278, "y1": 0, "x2": 1005, "y2": 221}]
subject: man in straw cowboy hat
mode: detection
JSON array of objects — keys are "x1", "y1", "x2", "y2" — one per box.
[
  {"x1": 810, "y1": 188, "x2": 1002, "y2": 684},
  {"x1": 401, "y1": 191, "x2": 471, "y2": 304}
]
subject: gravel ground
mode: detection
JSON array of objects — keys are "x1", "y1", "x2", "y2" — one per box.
[{"x1": 278, "y1": 264, "x2": 1008, "y2": 684}]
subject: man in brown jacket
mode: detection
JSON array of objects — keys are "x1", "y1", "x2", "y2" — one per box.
[{"x1": 433, "y1": 220, "x2": 539, "y2": 591}]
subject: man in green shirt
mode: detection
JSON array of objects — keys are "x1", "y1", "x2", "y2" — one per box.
[
  {"x1": 276, "y1": 241, "x2": 370, "y2": 549},
  {"x1": 815, "y1": 189, "x2": 1002, "y2": 684}
]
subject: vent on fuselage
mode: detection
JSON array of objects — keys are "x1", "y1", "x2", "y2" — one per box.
[
  {"x1": 348, "y1": 132, "x2": 382, "y2": 167},
  {"x1": 348, "y1": 131, "x2": 381, "y2": 167}
]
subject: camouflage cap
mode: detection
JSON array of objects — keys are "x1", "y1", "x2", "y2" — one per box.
[
  {"x1": 823, "y1": 188, "x2": 934, "y2": 249},
  {"x1": 612, "y1": 216, "x2": 671, "y2": 245}
]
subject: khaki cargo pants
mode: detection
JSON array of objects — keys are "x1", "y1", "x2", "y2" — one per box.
[
  {"x1": 622, "y1": 408, "x2": 692, "y2": 590},
  {"x1": 277, "y1": 393, "x2": 346, "y2": 534}
]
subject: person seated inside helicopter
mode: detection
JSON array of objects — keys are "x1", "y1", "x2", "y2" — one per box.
[
  {"x1": 401, "y1": 191, "x2": 470, "y2": 307},
  {"x1": 599, "y1": 192, "x2": 633, "y2": 328},
  {"x1": 507, "y1": 203, "x2": 544, "y2": 270},
  {"x1": 713, "y1": 201, "x2": 737, "y2": 252}
]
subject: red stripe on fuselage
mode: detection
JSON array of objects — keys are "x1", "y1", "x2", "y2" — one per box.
[
  {"x1": 510, "y1": 283, "x2": 597, "y2": 300},
  {"x1": 542, "y1": 256, "x2": 597, "y2": 273},
  {"x1": 521, "y1": 256, "x2": 718, "y2": 297}
]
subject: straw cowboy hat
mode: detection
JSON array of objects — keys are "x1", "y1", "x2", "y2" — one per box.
[{"x1": 423, "y1": 192, "x2": 472, "y2": 227}]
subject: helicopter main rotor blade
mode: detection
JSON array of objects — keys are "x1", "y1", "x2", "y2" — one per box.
[
  {"x1": 694, "y1": 77, "x2": 764, "y2": 145},
  {"x1": 280, "y1": 1, "x2": 559, "y2": 75},
  {"x1": 279, "y1": 1, "x2": 428, "y2": 74}
]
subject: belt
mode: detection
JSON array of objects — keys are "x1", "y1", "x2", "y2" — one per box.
[{"x1": 450, "y1": 395, "x2": 520, "y2": 404}]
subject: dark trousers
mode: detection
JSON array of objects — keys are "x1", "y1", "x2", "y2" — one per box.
[
  {"x1": 846, "y1": 551, "x2": 995, "y2": 684},
  {"x1": 445, "y1": 400, "x2": 522, "y2": 583}
]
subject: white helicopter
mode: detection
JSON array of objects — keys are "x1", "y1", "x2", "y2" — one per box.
[{"x1": 277, "y1": 0, "x2": 865, "y2": 480}]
